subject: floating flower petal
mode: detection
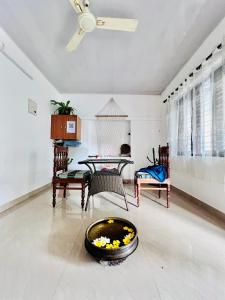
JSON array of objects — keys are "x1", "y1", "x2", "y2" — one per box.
[{"x1": 108, "y1": 219, "x2": 114, "y2": 224}]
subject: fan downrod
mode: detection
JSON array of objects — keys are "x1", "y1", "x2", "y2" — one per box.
[{"x1": 83, "y1": 0, "x2": 90, "y2": 8}]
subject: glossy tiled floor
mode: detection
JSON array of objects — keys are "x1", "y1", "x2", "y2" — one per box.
[{"x1": 0, "y1": 186, "x2": 225, "y2": 300}]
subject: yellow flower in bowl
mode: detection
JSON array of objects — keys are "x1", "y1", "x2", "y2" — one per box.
[
  {"x1": 108, "y1": 219, "x2": 114, "y2": 224},
  {"x1": 106, "y1": 244, "x2": 114, "y2": 249},
  {"x1": 113, "y1": 240, "x2": 121, "y2": 246},
  {"x1": 123, "y1": 236, "x2": 131, "y2": 245},
  {"x1": 93, "y1": 236, "x2": 110, "y2": 248},
  {"x1": 94, "y1": 240, "x2": 104, "y2": 248},
  {"x1": 127, "y1": 232, "x2": 135, "y2": 239}
]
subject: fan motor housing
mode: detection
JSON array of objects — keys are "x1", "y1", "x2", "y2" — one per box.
[{"x1": 79, "y1": 13, "x2": 96, "y2": 32}]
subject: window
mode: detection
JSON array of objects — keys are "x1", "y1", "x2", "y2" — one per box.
[
  {"x1": 213, "y1": 66, "x2": 225, "y2": 157},
  {"x1": 177, "y1": 97, "x2": 184, "y2": 156}
]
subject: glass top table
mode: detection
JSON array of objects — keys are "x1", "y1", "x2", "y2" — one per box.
[
  {"x1": 78, "y1": 158, "x2": 134, "y2": 211},
  {"x1": 78, "y1": 158, "x2": 134, "y2": 175}
]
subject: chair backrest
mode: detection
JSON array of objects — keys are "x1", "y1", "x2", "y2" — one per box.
[
  {"x1": 53, "y1": 146, "x2": 68, "y2": 177},
  {"x1": 158, "y1": 143, "x2": 170, "y2": 177}
]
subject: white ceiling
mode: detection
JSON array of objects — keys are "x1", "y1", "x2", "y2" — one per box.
[{"x1": 1, "y1": 0, "x2": 225, "y2": 94}]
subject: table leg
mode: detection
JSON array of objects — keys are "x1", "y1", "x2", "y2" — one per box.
[{"x1": 124, "y1": 195, "x2": 129, "y2": 211}]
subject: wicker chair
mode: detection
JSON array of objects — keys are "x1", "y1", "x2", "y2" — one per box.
[
  {"x1": 85, "y1": 170, "x2": 128, "y2": 211},
  {"x1": 134, "y1": 144, "x2": 171, "y2": 208}
]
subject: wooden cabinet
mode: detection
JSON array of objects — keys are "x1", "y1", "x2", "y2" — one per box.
[{"x1": 51, "y1": 115, "x2": 81, "y2": 140}]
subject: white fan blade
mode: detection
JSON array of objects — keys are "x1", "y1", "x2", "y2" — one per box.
[
  {"x1": 69, "y1": 0, "x2": 84, "y2": 14},
  {"x1": 96, "y1": 17, "x2": 138, "y2": 32},
  {"x1": 66, "y1": 29, "x2": 85, "y2": 52}
]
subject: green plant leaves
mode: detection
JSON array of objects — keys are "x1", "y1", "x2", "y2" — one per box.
[{"x1": 50, "y1": 99, "x2": 74, "y2": 115}]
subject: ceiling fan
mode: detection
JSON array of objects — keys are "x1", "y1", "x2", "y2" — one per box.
[{"x1": 66, "y1": 0, "x2": 139, "y2": 52}]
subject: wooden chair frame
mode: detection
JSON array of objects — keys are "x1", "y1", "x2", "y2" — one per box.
[
  {"x1": 135, "y1": 144, "x2": 171, "y2": 208},
  {"x1": 52, "y1": 146, "x2": 90, "y2": 208}
]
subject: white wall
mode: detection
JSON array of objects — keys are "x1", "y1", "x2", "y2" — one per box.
[
  {"x1": 61, "y1": 94, "x2": 163, "y2": 179},
  {"x1": 0, "y1": 28, "x2": 60, "y2": 207},
  {"x1": 161, "y1": 16, "x2": 225, "y2": 213}
]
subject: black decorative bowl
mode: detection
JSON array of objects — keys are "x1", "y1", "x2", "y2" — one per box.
[{"x1": 85, "y1": 217, "x2": 138, "y2": 265}]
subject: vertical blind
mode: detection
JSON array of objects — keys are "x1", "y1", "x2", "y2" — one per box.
[{"x1": 168, "y1": 44, "x2": 225, "y2": 158}]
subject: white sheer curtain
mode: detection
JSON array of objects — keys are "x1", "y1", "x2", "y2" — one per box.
[
  {"x1": 168, "y1": 81, "x2": 192, "y2": 157},
  {"x1": 168, "y1": 41, "x2": 225, "y2": 158}
]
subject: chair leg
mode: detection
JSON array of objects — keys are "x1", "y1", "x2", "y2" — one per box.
[
  {"x1": 137, "y1": 183, "x2": 140, "y2": 207},
  {"x1": 85, "y1": 193, "x2": 91, "y2": 211},
  {"x1": 81, "y1": 183, "x2": 85, "y2": 209},
  {"x1": 63, "y1": 184, "x2": 67, "y2": 198},
  {"x1": 134, "y1": 177, "x2": 137, "y2": 198},
  {"x1": 52, "y1": 183, "x2": 56, "y2": 208},
  {"x1": 166, "y1": 185, "x2": 170, "y2": 208},
  {"x1": 121, "y1": 181, "x2": 129, "y2": 211},
  {"x1": 158, "y1": 190, "x2": 161, "y2": 198}
]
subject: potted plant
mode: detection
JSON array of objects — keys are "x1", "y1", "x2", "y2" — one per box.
[{"x1": 51, "y1": 100, "x2": 75, "y2": 115}]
